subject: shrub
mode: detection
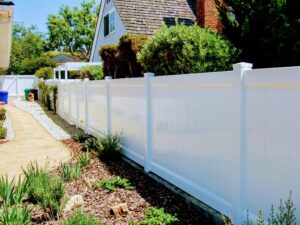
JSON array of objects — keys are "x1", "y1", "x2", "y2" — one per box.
[
  {"x1": 80, "y1": 65, "x2": 104, "y2": 80},
  {"x1": 0, "y1": 205, "x2": 32, "y2": 225},
  {"x1": 0, "y1": 127, "x2": 7, "y2": 139},
  {"x1": 60, "y1": 164, "x2": 81, "y2": 181},
  {"x1": 60, "y1": 210, "x2": 103, "y2": 225},
  {"x1": 0, "y1": 176, "x2": 27, "y2": 207},
  {"x1": 78, "y1": 153, "x2": 90, "y2": 167},
  {"x1": 95, "y1": 177, "x2": 134, "y2": 192},
  {"x1": 19, "y1": 57, "x2": 56, "y2": 75},
  {"x1": 34, "y1": 67, "x2": 53, "y2": 79},
  {"x1": 37, "y1": 81, "x2": 57, "y2": 112},
  {"x1": 134, "y1": 208, "x2": 179, "y2": 225},
  {"x1": 23, "y1": 163, "x2": 65, "y2": 218},
  {"x1": 72, "y1": 132, "x2": 91, "y2": 143},
  {"x1": 0, "y1": 107, "x2": 6, "y2": 121},
  {"x1": 99, "y1": 44, "x2": 118, "y2": 78},
  {"x1": 137, "y1": 24, "x2": 238, "y2": 75},
  {"x1": 99, "y1": 34, "x2": 148, "y2": 78}
]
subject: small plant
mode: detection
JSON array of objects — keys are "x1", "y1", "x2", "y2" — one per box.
[
  {"x1": 83, "y1": 136, "x2": 103, "y2": 152},
  {"x1": 0, "y1": 107, "x2": 6, "y2": 121},
  {"x1": 72, "y1": 131, "x2": 89, "y2": 143},
  {"x1": 134, "y1": 207, "x2": 179, "y2": 225},
  {"x1": 95, "y1": 177, "x2": 134, "y2": 192},
  {"x1": 0, "y1": 127, "x2": 7, "y2": 139},
  {"x1": 78, "y1": 152, "x2": 90, "y2": 167},
  {"x1": 60, "y1": 210, "x2": 103, "y2": 225},
  {"x1": 98, "y1": 133, "x2": 122, "y2": 159},
  {"x1": 0, "y1": 205, "x2": 32, "y2": 225},
  {"x1": 23, "y1": 162, "x2": 65, "y2": 218},
  {"x1": 60, "y1": 163, "x2": 81, "y2": 181},
  {"x1": 0, "y1": 176, "x2": 27, "y2": 207}
]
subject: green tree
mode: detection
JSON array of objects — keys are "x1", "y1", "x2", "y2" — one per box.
[
  {"x1": 9, "y1": 24, "x2": 46, "y2": 74},
  {"x1": 47, "y1": 0, "x2": 100, "y2": 61},
  {"x1": 215, "y1": 0, "x2": 300, "y2": 68},
  {"x1": 137, "y1": 24, "x2": 238, "y2": 75}
]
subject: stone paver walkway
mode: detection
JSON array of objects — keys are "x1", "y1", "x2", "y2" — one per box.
[{"x1": 0, "y1": 104, "x2": 71, "y2": 180}]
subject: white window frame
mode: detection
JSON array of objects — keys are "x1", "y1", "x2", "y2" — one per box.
[{"x1": 104, "y1": 9, "x2": 116, "y2": 37}]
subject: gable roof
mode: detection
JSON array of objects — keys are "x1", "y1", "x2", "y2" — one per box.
[{"x1": 114, "y1": 0, "x2": 197, "y2": 35}]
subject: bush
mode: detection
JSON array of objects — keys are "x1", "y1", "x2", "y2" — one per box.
[
  {"x1": 137, "y1": 24, "x2": 238, "y2": 75},
  {"x1": 23, "y1": 163, "x2": 65, "y2": 218},
  {"x1": 60, "y1": 164, "x2": 81, "y2": 181},
  {"x1": 95, "y1": 177, "x2": 134, "y2": 192},
  {"x1": 37, "y1": 81, "x2": 57, "y2": 112},
  {"x1": 80, "y1": 65, "x2": 104, "y2": 80},
  {"x1": 0, "y1": 205, "x2": 32, "y2": 225},
  {"x1": 99, "y1": 34, "x2": 148, "y2": 78},
  {"x1": 0, "y1": 107, "x2": 6, "y2": 121},
  {"x1": 99, "y1": 44, "x2": 118, "y2": 78},
  {"x1": 19, "y1": 57, "x2": 56, "y2": 75},
  {"x1": 60, "y1": 210, "x2": 103, "y2": 225},
  {"x1": 134, "y1": 208, "x2": 179, "y2": 225},
  {"x1": 34, "y1": 67, "x2": 53, "y2": 79}
]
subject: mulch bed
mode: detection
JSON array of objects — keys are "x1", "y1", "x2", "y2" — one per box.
[{"x1": 57, "y1": 139, "x2": 216, "y2": 225}]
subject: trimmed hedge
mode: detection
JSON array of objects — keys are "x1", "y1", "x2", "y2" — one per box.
[
  {"x1": 37, "y1": 81, "x2": 57, "y2": 112},
  {"x1": 35, "y1": 67, "x2": 53, "y2": 79},
  {"x1": 20, "y1": 57, "x2": 57, "y2": 75},
  {"x1": 80, "y1": 65, "x2": 104, "y2": 80},
  {"x1": 137, "y1": 24, "x2": 239, "y2": 75},
  {"x1": 99, "y1": 34, "x2": 148, "y2": 78}
]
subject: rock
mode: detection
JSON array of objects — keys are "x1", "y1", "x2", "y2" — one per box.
[
  {"x1": 110, "y1": 203, "x2": 129, "y2": 216},
  {"x1": 64, "y1": 195, "x2": 84, "y2": 212}
]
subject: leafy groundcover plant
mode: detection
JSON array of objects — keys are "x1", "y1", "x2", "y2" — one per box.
[
  {"x1": 95, "y1": 177, "x2": 134, "y2": 192},
  {"x1": 133, "y1": 207, "x2": 179, "y2": 225}
]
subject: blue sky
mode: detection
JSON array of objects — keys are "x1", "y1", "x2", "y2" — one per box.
[{"x1": 13, "y1": 0, "x2": 100, "y2": 33}]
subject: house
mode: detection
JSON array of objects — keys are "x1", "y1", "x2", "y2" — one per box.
[
  {"x1": 90, "y1": 0, "x2": 221, "y2": 63},
  {"x1": 0, "y1": 0, "x2": 14, "y2": 70}
]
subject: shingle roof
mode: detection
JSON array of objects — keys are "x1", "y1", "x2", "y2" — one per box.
[{"x1": 114, "y1": 0, "x2": 197, "y2": 35}]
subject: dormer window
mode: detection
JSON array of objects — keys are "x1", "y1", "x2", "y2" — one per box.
[{"x1": 104, "y1": 10, "x2": 115, "y2": 37}]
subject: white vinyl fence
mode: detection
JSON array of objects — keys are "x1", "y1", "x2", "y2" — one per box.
[
  {"x1": 54, "y1": 63, "x2": 300, "y2": 224},
  {"x1": 0, "y1": 75, "x2": 37, "y2": 98}
]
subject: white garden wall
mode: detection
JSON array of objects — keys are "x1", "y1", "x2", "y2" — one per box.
[{"x1": 55, "y1": 63, "x2": 300, "y2": 224}]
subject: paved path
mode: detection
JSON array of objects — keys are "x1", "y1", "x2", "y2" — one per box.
[{"x1": 0, "y1": 104, "x2": 71, "y2": 180}]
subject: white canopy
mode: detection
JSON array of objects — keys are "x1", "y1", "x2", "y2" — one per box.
[{"x1": 54, "y1": 62, "x2": 102, "y2": 80}]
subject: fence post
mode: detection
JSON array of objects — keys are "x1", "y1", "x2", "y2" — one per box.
[
  {"x1": 15, "y1": 75, "x2": 19, "y2": 99},
  {"x1": 232, "y1": 62, "x2": 253, "y2": 225},
  {"x1": 144, "y1": 72, "x2": 154, "y2": 173},
  {"x1": 84, "y1": 78, "x2": 89, "y2": 133},
  {"x1": 75, "y1": 79, "x2": 80, "y2": 128},
  {"x1": 105, "y1": 76, "x2": 112, "y2": 135}
]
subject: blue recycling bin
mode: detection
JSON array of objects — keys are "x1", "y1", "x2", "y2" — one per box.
[{"x1": 0, "y1": 91, "x2": 8, "y2": 104}]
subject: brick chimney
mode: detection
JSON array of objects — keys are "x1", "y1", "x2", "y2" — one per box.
[{"x1": 196, "y1": 0, "x2": 222, "y2": 32}]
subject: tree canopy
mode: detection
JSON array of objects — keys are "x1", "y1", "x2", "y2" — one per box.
[
  {"x1": 10, "y1": 24, "x2": 47, "y2": 74},
  {"x1": 215, "y1": 0, "x2": 300, "y2": 68},
  {"x1": 47, "y1": 0, "x2": 100, "y2": 61}
]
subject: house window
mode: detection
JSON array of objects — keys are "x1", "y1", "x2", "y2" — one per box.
[{"x1": 104, "y1": 10, "x2": 115, "y2": 37}]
